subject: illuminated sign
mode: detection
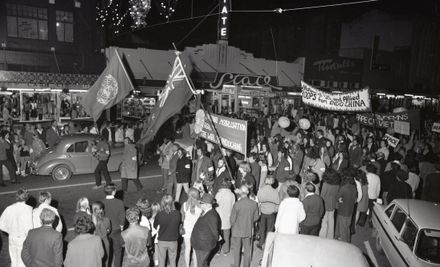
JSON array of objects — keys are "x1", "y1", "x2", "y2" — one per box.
[
  {"x1": 218, "y1": 0, "x2": 230, "y2": 41},
  {"x1": 209, "y1": 73, "x2": 282, "y2": 90}
]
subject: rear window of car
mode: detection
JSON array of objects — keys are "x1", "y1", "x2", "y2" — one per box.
[
  {"x1": 391, "y1": 207, "x2": 407, "y2": 233},
  {"x1": 416, "y1": 229, "x2": 440, "y2": 264}
]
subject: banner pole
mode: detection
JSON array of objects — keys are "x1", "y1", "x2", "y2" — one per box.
[
  {"x1": 114, "y1": 49, "x2": 135, "y2": 90},
  {"x1": 171, "y1": 44, "x2": 237, "y2": 183}
]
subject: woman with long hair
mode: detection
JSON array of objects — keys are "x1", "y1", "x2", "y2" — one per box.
[
  {"x1": 73, "y1": 197, "x2": 91, "y2": 223},
  {"x1": 354, "y1": 170, "x2": 368, "y2": 228},
  {"x1": 181, "y1": 188, "x2": 203, "y2": 267},
  {"x1": 319, "y1": 168, "x2": 341, "y2": 239},
  {"x1": 92, "y1": 201, "x2": 111, "y2": 267},
  {"x1": 153, "y1": 194, "x2": 181, "y2": 267}
]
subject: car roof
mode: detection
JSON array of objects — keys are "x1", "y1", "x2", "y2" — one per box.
[
  {"x1": 392, "y1": 199, "x2": 440, "y2": 230},
  {"x1": 58, "y1": 133, "x2": 98, "y2": 143}
]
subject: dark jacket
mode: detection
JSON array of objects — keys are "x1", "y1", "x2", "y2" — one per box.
[
  {"x1": 191, "y1": 209, "x2": 221, "y2": 251},
  {"x1": 235, "y1": 173, "x2": 256, "y2": 194},
  {"x1": 101, "y1": 198, "x2": 125, "y2": 235},
  {"x1": 21, "y1": 226, "x2": 63, "y2": 267},
  {"x1": 349, "y1": 145, "x2": 363, "y2": 167},
  {"x1": 230, "y1": 197, "x2": 259, "y2": 238},
  {"x1": 176, "y1": 155, "x2": 191, "y2": 184},
  {"x1": 422, "y1": 172, "x2": 440, "y2": 203},
  {"x1": 387, "y1": 180, "x2": 412, "y2": 204},
  {"x1": 301, "y1": 194, "x2": 325, "y2": 226},
  {"x1": 250, "y1": 161, "x2": 261, "y2": 190},
  {"x1": 274, "y1": 157, "x2": 290, "y2": 183},
  {"x1": 45, "y1": 127, "x2": 60, "y2": 148},
  {"x1": 331, "y1": 158, "x2": 349, "y2": 172},
  {"x1": 336, "y1": 183, "x2": 357, "y2": 217}
]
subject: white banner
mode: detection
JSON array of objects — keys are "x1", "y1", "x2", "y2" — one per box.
[
  {"x1": 432, "y1": 122, "x2": 440, "y2": 133},
  {"x1": 384, "y1": 134, "x2": 400, "y2": 148},
  {"x1": 301, "y1": 81, "x2": 371, "y2": 112}
]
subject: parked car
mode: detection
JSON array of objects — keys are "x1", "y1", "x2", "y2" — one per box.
[
  {"x1": 33, "y1": 134, "x2": 124, "y2": 181},
  {"x1": 261, "y1": 233, "x2": 369, "y2": 267},
  {"x1": 372, "y1": 199, "x2": 440, "y2": 267}
]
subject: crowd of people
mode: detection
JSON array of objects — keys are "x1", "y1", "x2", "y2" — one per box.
[{"x1": 0, "y1": 104, "x2": 440, "y2": 267}]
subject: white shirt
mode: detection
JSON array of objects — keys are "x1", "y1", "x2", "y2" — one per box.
[
  {"x1": 406, "y1": 172, "x2": 420, "y2": 195},
  {"x1": 125, "y1": 128, "x2": 134, "y2": 142},
  {"x1": 115, "y1": 128, "x2": 124, "y2": 143},
  {"x1": 33, "y1": 203, "x2": 63, "y2": 232},
  {"x1": 366, "y1": 172, "x2": 381, "y2": 200},
  {"x1": 275, "y1": 197, "x2": 305, "y2": 234},
  {"x1": 215, "y1": 188, "x2": 236, "y2": 230},
  {"x1": 354, "y1": 180, "x2": 363, "y2": 203},
  {"x1": 0, "y1": 202, "x2": 33, "y2": 238}
]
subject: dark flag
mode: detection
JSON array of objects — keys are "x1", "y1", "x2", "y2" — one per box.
[
  {"x1": 138, "y1": 53, "x2": 195, "y2": 145},
  {"x1": 81, "y1": 50, "x2": 134, "y2": 121}
]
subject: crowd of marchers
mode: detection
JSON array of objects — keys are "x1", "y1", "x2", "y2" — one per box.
[{"x1": 1, "y1": 104, "x2": 440, "y2": 267}]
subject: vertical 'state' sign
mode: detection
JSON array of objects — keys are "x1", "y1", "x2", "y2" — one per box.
[{"x1": 218, "y1": 0, "x2": 230, "y2": 41}]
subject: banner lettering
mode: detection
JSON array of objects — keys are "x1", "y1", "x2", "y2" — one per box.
[
  {"x1": 432, "y1": 122, "x2": 440, "y2": 133},
  {"x1": 384, "y1": 134, "x2": 399, "y2": 148},
  {"x1": 356, "y1": 110, "x2": 420, "y2": 130},
  {"x1": 197, "y1": 110, "x2": 248, "y2": 155},
  {"x1": 301, "y1": 81, "x2": 371, "y2": 111}
]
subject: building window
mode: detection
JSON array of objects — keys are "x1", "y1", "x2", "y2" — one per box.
[
  {"x1": 56, "y1": 11, "x2": 74, "y2": 43},
  {"x1": 6, "y1": 4, "x2": 48, "y2": 40}
]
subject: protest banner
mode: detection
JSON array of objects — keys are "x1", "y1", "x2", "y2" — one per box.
[
  {"x1": 196, "y1": 110, "x2": 248, "y2": 155},
  {"x1": 301, "y1": 81, "x2": 371, "y2": 112},
  {"x1": 432, "y1": 122, "x2": 440, "y2": 134},
  {"x1": 394, "y1": 120, "x2": 410, "y2": 135},
  {"x1": 356, "y1": 110, "x2": 420, "y2": 130},
  {"x1": 384, "y1": 134, "x2": 400, "y2": 148}
]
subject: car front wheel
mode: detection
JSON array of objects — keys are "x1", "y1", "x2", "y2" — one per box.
[{"x1": 52, "y1": 165, "x2": 72, "y2": 181}]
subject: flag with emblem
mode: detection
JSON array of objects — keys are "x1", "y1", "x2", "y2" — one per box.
[
  {"x1": 81, "y1": 50, "x2": 134, "y2": 121},
  {"x1": 138, "y1": 53, "x2": 195, "y2": 145}
]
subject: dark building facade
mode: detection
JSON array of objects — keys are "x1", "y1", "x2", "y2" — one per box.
[{"x1": 0, "y1": 0, "x2": 105, "y2": 74}]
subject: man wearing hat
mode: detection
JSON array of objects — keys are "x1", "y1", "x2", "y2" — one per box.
[{"x1": 191, "y1": 193, "x2": 221, "y2": 267}]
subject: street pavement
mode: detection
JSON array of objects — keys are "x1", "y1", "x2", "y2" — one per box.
[{"x1": 0, "y1": 163, "x2": 391, "y2": 267}]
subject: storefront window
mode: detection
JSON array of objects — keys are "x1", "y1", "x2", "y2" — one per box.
[
  {"x1": 0, "y1": 92, "x2": 20, "y2": 122},
  {"x1": 21, "y1": 92, "x2": 56, "y2": 121},
  {"x1": 7, "y1": 4, "x2": 48, "y2": 40},
  {"x1": 70, "y1": 93, "x2": 90, "y2": 119},
  {"x1": 56, "y1": 10, "x2": 74, "y2": 43},
  {"x1": 122, "y1": 96, "x2": 156, "y2": 119}
]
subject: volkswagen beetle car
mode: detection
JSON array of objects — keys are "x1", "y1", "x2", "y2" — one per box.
[
  {"x1": 372, "y1": 199, "x2": 440, "y2": 267},
  {"x1": 261, "y1": 233, "x2": 369, "y2": 267},
  {"x1": 34, "y1": 134, "x2": 124, "y2": 181}
]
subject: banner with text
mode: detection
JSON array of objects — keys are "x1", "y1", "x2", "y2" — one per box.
[
  {"x1": 394, "y1": 120, "x2": 410, "y2": 135},
  {"x1": 301, "y1": 81, "x2": 371, "y2": 111},
  {"x1": 384, "y1": 134, "x2": 400, "y2": 148},
  {"x1": 197, "y1": 110, "x2": 248, "y2": 155},
  {"x1": 356, "y1": 110, "x2": 420, "y2": 130}
]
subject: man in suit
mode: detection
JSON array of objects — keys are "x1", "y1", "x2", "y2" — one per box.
[
  {"x1": 45, "y1": 120, "x2": 60, "y2": 148},
  {"x1": 191, "y1": 193, "x2": 221, "y2": 267},
  {"x1": 348, "y1": 137, "x2": 363, "y2": 168},
  {"x1": 0, "y1": 131, "x2": 18, "y2": 185},
  {"x1": 230, "y1": 186, "x2": 259, "y2": 267},
  {"x1": 21, "y1": 208, "x2": 63, "y2": 267},
  {"x1": 249, "y1": 153, "x2": 261, "y2": 190},
  {"x1": 101, "y1": 184, "x2": 125, "y2": 267},
  {"x1": 192, "y1": 146, "x2": 214, "y2": 186},
  {"x1": 300, "y1": 183, "x2": 324, "y2": 236},
  {"x1": 167, "y1": 144, "x2": 179, "y2": 196}
]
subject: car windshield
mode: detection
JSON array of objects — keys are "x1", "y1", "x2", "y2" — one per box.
[{"x1": 416, "y1": 229, "x2": 440, "y2": 264}]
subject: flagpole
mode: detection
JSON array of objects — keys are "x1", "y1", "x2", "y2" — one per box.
[
  {"x1": 173, "y1": 50, "x2": 237, "y2": 183},
  {"x1": 115, "y1": 49, "x2": 135, "y2": 90}
]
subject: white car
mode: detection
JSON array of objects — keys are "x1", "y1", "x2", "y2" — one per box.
[
  {"x1": 261, "y1": 233, "x2": 369, "y2": 267},
  {"x1": 373, "y1": 199, "x2": 440, "y2": 267}
]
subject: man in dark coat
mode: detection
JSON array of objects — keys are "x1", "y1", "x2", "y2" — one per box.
[
  {"x1": 422, "y1": 164, "x2": 440, "y2": 203},
  {"x1": 230, "y1": 186, "x2": 259, "y2": 267},
  {"x1": 249, "y1": 153, "x2": 261, "y2": 190},
  {"x1": 45, "y1": 120, "x2": 60, "y2": 148},
  {"x1": 300, "y1": 183, "x2": 324, "y2": 236},
  {"x1": 191, "y1": 193, "x2": 221, "y2": 267},
  {"x1": 387, "y1": 170, "x2": 412, "y2": 204},
  {"x1": 21, "y1": 208, "x2": 63, "y2": 267},
  {"x1": 101, "y1": 184, "x2": 125, "y2": 267}
]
